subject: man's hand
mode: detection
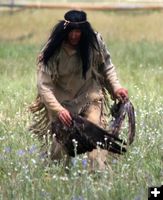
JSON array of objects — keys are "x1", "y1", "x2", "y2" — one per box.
[
  {"x1": 58, "y1": 108, "x2": 72, "y2": 127},
  {"x1": 115, "y1": 88, "x2": 128, "y2": 102}
]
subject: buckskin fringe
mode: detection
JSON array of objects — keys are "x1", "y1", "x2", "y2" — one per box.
[
  {"x1": 29, "y1": 95, "x2": 44, "y2": 113},
  {"x1": 28, "y1": 95, "x2": 50, "y2": 141}
]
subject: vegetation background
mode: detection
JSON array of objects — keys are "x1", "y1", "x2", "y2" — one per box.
[{"x1": 0, "y1": 1, "x2": 163, "y2": 200}]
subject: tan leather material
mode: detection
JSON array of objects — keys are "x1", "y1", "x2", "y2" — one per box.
[
  {"x1": 36, "y1": 33, "x2": 122, "y2": 118},
  {"x1": 30, "y1": 32, "x2": 123, "y2": 169}
]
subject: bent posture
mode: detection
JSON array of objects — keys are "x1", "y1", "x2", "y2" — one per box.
[{"x1": 29, "y1": 10, "x2": 128, "y2": 170}]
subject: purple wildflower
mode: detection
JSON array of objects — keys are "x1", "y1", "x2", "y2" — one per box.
[
  {"x1": 134, "y1": 196, "x2": 141, "y2": 200},
  {"x1": 17, "y1": 149, "x2": 26, "y2": 156},
  {"x1": 28, "y1": 144, "x2": 37, "y2": 154},
  {"x1": 4, "y1": 146, "x2": 11, "y2": 153},
  {"x1": 72, "y1": 196, "x2": 85, "y2": 200},
  {"x1": 71, "y1": 158, "x2": 77, "y2": 166},
  {"x1": 82, "y1": 159, "x2": 87, "y2": 168},
  {"x1": 39, "y1": 151, "x2": 47, "y2": 160}
]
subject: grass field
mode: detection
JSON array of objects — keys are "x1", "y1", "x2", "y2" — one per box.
[{"x1": 0, "y1": 9, "x2": 163, "y2": 200}]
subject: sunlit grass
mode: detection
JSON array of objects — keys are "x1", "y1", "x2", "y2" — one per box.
[
  {"x1": 0, "y1": 9, "x2": 163, "y2": 200},
  {"x1": 0, "y1": 9, "x2": 163, "y2": 43}
]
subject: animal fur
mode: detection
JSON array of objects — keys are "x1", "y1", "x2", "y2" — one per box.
[{"x1": 51, "y1": 100, "x2": 135, "y2": 157}]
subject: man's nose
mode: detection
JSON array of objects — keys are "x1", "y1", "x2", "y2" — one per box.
[{"x1": 71, "y1": 32, "x2": 77, "y2": 39}]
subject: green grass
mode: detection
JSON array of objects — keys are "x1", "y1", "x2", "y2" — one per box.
[{"x1": 0, "y1": 9, "x2": 163, "y2": 200}]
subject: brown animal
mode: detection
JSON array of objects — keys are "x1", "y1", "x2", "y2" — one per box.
[{"x1": 51, "y1": 100, "x2": 135, "y2": 158}]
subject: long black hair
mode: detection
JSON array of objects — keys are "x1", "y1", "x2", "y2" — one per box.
[{"x1": 41, "y1": 10, "x2": 99, "y2": 79}]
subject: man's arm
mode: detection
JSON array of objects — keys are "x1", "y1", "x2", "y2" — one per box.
[
  {"x1": 37, "y1": 60, "x2": 72, "y2": 126},
  {"x1": 97, "y1": 33, "x2": 128, "y2": 101}
]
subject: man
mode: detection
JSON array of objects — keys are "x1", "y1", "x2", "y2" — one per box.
[{"x1": 29, "y1": 10, "x2": 128, "y2": 170}]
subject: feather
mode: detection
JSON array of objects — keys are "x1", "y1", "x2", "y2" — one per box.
[{"x1": 110, "y1": 100, "x2": 135, "y2": 144}]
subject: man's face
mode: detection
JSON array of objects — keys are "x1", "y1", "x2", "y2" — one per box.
[{"x1": 67, "y1": 29, "x2": 82, "y2": 46}]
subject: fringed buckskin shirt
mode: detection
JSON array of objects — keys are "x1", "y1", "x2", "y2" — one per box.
[{"x1": 36, "y1": 33, "x2": 122, "y2": 121}]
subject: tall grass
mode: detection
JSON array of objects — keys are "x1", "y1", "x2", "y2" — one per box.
[{"x1": 0, "y1": 9, "x2": 163, "y2": 200}]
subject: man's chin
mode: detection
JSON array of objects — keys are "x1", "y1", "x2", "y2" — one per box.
[{"x1": 70, "y1": 41, "x2": 80, "y2": 46}]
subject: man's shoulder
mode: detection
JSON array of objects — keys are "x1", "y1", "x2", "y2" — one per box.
[
  {"x1": 94, "y1": 32, "x2": 106, "y2": 50},
  {"x1": 95, "y1": 32, "x2": 103, "y2": 41}
]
